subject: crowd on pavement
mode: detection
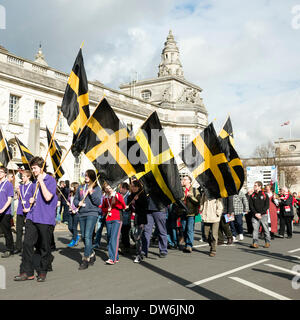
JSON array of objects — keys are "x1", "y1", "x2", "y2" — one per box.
[{"x1": 0, "y1": 157, "x2": 299, "y2": 282}]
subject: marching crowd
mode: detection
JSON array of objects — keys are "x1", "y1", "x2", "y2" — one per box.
[{"x1": 0, "y1": 157, "x2": 299, "y2": 282}]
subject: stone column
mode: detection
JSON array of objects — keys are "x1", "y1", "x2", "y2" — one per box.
[{"x1": 28, "y1": 119, "x2": 40, "y2": 156}]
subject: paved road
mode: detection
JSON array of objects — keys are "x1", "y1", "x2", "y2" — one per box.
[{"x1": 0, "y1": 223, "x2": 300, "y2": 300}]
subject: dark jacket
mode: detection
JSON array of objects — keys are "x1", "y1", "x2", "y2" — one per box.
[
  {"x1": 182, "y1": 187, "x2": 201, "y2": 217},
  {"x1": 73, "y1": 184, "x2": 102, "y2": 217},
  {"x1": 249, "y1": 191, "x2": 269, "y2": 215},
  {"x1": 128, "y1": 191, "x2": 148, "y2": 225},
  {"x1": 279, "y1": 194, "x2": 294, "y2": 217}
]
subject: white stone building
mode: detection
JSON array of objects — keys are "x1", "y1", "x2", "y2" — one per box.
[{"x1": 0, "y1": 31, "x2": 208, "y2": 183}]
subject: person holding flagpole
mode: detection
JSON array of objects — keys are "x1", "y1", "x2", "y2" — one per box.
[
  {"x1": 14, "y1": 157, "x2": 58, "y2": 282},
  {"x1": 14, "y1": 170, "x2": 34, "y2": 254},
  {"x1": 0, "y1": 166, "x2": 15, "y2": 258},
  {"x1": 74, "y1": 169, "x2": 102, "y2": 270}
]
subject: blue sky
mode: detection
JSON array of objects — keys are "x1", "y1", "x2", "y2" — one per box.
[{"x1": 0, "y1": 0, "x2": 300, "y2": 157}]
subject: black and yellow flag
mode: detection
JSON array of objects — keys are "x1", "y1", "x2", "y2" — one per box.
[
  {"x1": 61, "y1": 48, "x2": 90, "y2": 156},
  {"x1": 81, "y1": 98, "x2": 140, "y2": 187},
  {"x1": 180, "y1": 123, "x2": 237, "y2": 200},
  {"x1": 15, "y1": 136, "x2": 34, "y2": 170},
  {"x1": 134, "y1": 111, "x2": 184, "y2": 210},
  {"x1": 0, "y1": 129, "x2": 10, "y2": 167},
  {"x1": 46, "y1": 127, "x2": 65, "y2": 180},
  {"x1": 218, "y1": 116, "x2": 244, "y2": 192}
]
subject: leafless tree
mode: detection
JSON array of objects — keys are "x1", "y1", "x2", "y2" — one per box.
[
  {"x1": 283, "y1": 167, "x2": 299, "y2": 189},
  {"x1": 253, "y1": 141, "x2": 276, "y2": 166}
]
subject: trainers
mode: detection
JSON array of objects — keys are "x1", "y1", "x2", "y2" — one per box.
[
  {"x1": 134, "y1": 255, "x2": 142, "y2": 263},
  {"x1": 209, "y1": 251, "x2": 216, "y2": 257},
  {"x1": 239, "y1": 234, "x2": 244, "y2": 241},
  {"x1": 105, "y1": 259, "x2": 115, "y2": 265},
  {"x1": 1, "y1": 251, "x2": 13, "y2": 258},
  {"x1": 232, "y1": 236, "x2": 238, "y2": 243},
  {"x1": 89, "y1": 253, "x2": 96, "y2": 265},
  {"x1": 74, "y1": 235, "x2": 80, "y2": 246},
  {"x1": 250, "y1": 243, "x2": 259, "y2": 248},
  {"x1": 159, "y1": 252, "x2": 167, "y2": 258},
  {"x1": 264, "y1": 242, "x2": 270, "y2": 248},
  {"x1": 67, "y1": 240, "x2": 76, "y2": 248}
]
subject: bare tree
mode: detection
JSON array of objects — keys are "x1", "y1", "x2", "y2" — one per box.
[
  {"x1": 253, "y1": 141, "x2": 276, "y2": 166},
  {"x1": 283, "y1": 167, "x2": 299, "y2": 189}
]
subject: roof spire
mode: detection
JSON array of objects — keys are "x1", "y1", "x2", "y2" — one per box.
[
  {"x1": 158, "y1": 30, "x2": 184, "y2": 78},
  {"x1": 34, "y1": 42, "x2": 48, "y2": 66}
]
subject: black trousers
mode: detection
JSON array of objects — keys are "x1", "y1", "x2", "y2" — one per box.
[
  {"x1": 121, "y1": 224, "x2": 131, "y2": 248},
  {"x1": 218, "y1": 215, "x2": 233, "y2": 241},
  {"x1": 279, "y1": 216, "x2": 293, "y2": 237},
  {"x1": 16, "y1": 214, "x2": 26, "y2": 251},
  {"x1": 0, "y1": 214, "x2": 14, "y2": 252},
  {"x1": 20, "y1": 220, "x2": 52, "y2": 276},
  {"x1": 245, "y1": 212, "x2": 254, "y2": 234}
]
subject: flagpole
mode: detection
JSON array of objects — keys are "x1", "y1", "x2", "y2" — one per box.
[
  {"x1": 30, "y1": 111, "x2": 62, "y2": 208},
  {"x1": 0, "y1": 128, "x2": 26, "y2": 210},
  {"x1": 290, "y1": 121, "x2": 292, "y2": 139},
  {"x1": 53, "y1": 94, "x2": 106, "y2": 178}
]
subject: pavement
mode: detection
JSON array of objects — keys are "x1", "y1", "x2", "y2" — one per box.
[{"x1": 0, "y1": 222, "x2": 300, "y2": 300}]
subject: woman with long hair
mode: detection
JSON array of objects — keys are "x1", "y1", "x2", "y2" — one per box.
[
  {"x1": 74, "y1": 170, "x2": 102, "y2": 270},
  {"x1": 101, "y1": 181, "x2": 126, "y2": 265}
]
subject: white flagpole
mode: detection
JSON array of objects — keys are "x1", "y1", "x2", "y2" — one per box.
[{"x1": 289, "y1": 121, "x2": 292, "y2": 139}]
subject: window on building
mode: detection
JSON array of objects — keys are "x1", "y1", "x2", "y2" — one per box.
[
  {"x1": 9, "y1": 95, "x2": 20, "y2": 123},
  {"x1": 141, "y1": 90, "x2": 152, "y2": 101},
  {"x1": 34, "y1": 100, "x2": 43, "y2": 122},
  {"x1": 74, "y1": 155, "x2": 82, "y2": 183},
  {"x1": 180, "y1": 134, "x2": 190, "y2": 152},
  {"x1": 57, "y1": 107, "x2": 64, "y2": 132}
]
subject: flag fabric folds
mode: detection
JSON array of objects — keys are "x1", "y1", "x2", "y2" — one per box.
[
  {"x1": 218, "y1": 116, "x2": 244, "y2": 193},
  {"x1": 15, "y1": 136, "x2": 34, "y2": 170},
  {"x1": 180, "y1": 123, "x2": 237, "y2": 200},
  {"x1": 46, "y1": 127, "x2": 65, "y2": 179},
  {"x1": 134, "y1": 111, "x2": 184, "y2": 210},
  {"x1": 0, "y1": 129, "x2": 10, "y2": 167},
  {"x1": 61, "y1": 48, "x2": 90, "y2": 156},
  {"x1": 80, "y1": 98, "x2": 140, "y2": 187}
]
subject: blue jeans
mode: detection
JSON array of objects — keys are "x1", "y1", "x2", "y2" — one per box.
[
  {"x1": 79, "y1": 216, "x2": 98, "y2": 258},
  {"x1": 68, "y1": 214, "x2": 79, "y2": 241},
  {"x1": 94, "y1": 215, "x2": 106, "y2": 246},
  {"x1": 166, "y1": 211, "x2": 177, "y2": 247},
  {"x1": 106, "y1": 220, "x2": 122, "y2": 262},
  {"x1": 230, "y1": 214, "x2": 244, "y2": 237},
  {"x1": 181, "y1": 215, "x2": 195, "y2": 249}
]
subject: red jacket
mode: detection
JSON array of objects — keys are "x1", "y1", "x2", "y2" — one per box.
[{"x1": 101, "y1": 192, "x2": 126, "y2": 221}]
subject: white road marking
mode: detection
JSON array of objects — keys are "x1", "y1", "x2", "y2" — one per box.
[
  {"x1": 290, "y1": 255, "x2": 300, "y2": 260},
  {"x1": 229, "y1": 277, "x2": 291, "y2": 300},
  {"x1": 186, "y1": 259, "x2": 269, "y2": 288},
  {"x1": 264, "y1": 264, "x2": 300, "y2": 275},
  {"x1": 288, "y1": 248, "x2": 300, "y2": 253},
  {"x1": 193, "y1": 244, "x2": 209, "y2": 248}
]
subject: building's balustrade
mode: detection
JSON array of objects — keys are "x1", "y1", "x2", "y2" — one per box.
[
  {"x1": 54, "y1": 71, "x2": 69, "y2": 81},
  {"x1": 32, "y1": 64, "x2": 48, "y2": 74},
  {"x1": 7, "y1": 55, "x2": 24, "y2": 67}
]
